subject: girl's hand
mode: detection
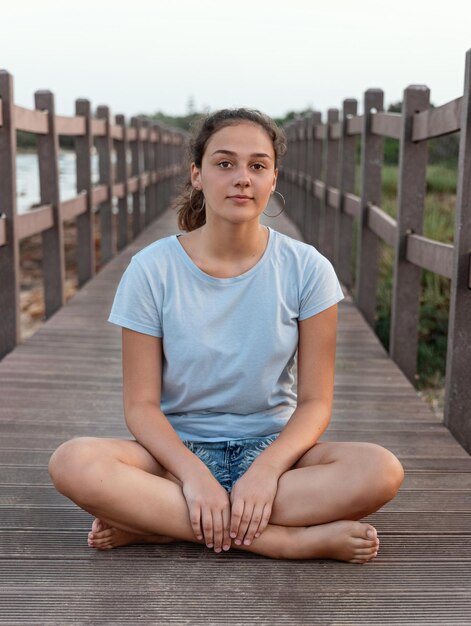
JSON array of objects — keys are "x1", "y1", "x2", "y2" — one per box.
[
  {"x1": 182, "y1": 470, "x2": 232, "y2": 553},
  {"x1": 229, "y1": 463, "x2": 280, "y2": 547}
]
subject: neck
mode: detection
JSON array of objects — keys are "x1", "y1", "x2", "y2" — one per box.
[{"x1": 198, "y1": 217, "x2": 268, "y2": 262}]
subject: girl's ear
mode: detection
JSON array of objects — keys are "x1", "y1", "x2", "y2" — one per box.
[
  {"x1": 272, "y1": 168, "x2": 278, "y2": 193},
  {"x1": 190, "y1": 162, "x2": 201, "y2": 188}
]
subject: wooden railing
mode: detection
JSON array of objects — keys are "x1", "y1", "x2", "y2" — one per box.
[
  {"x1": 0, "y1": 70, "x2": 187, "y2": 360},
  {"x1": 278, "y1": 49, "x2": 471, "y2": 454}
]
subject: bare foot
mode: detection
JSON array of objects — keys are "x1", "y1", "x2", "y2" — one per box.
[
  {"x1": 87, "y1": 517, "x2": 175, "y2": 551},
  {"x1": 291, "y1": 520, "x2": 380, "y2": 563}
]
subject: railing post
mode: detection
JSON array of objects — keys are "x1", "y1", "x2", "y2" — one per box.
[
  {"x1": 355, "y1": 89, "x2": 384, "y2": 327},
  {"x1": 75, "y1": 99, "x2": 95, "y2": 285},
  {"x1": 95, "y1": 105, "x2": 114, "y2": 264},
  {"x1": 161, "y1": 126, "x2": 168, "y2": 215},
  {"x1": 0, "y1": 70, "x2": 20, "y2": 358},
  {"x1": 278, "y1": 121, "x2": 289, "y2": 204},
  {"x1": 336, "y1": 99, "x2": 357, "y2": 289},
  {"x1": 163, "y1": 131, "x2": 170, "y2": 209},
  {"x1": 390, "y1": 85, "x2": 430, "y2": 384},
  {"x1": 297, "y1": 118, "x2": 305, "y2": 228},
  {"x1": 115, "y1": 113, "x2": 129, "y2": 250},
  {"x1": 130, "y1": 116, "x2": 143, "y2": 237},
  {"x1": 293, "y1": 120, "x2": 302, "y2": 227},
  {"x1": 301, "y1": 114, "x2": 311, "y2": 239},
  {"x1": 322, "y1": 108, "x2": 339, "y2": 263},
  {"x1": 169, "y1": 131, "x2": 177, "y2": 201},
  {"x1": 310, "y1": 112, "x2": 322, "y2": 249},
  {"x1": 35, "y1": 90, "x2": 65, "y2": 318},
  {"x1": 444, "y1": 49, "x2": 471, "y2": 453},
  {"x1": 154, "y1": 123, "x2": 163, "y2": 218},
  {"x1": 288, "y1": 120, "x2": 297, "y2": 223},
  {"x1": 151, "y1": 122, "x2": 160, "y2": 218},
  {"x1": 141, "y1": 118, "x2": 153, "y2": 226},
  {"x1": 302, "y1": 114, "x2": 313, "y2": 244}
]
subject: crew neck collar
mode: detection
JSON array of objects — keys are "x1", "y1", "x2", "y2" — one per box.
[{"x1": 173, "y1": 226, "x2": 274, "y2": 284}]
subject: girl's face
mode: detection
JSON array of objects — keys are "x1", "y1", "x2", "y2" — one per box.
[{"x1": 191, "y1": 122, "x2": 278, "y2": 227}]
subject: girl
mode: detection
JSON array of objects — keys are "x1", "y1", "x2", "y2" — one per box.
[{"x1": 48, "y1": 108, "x2": 404, "y2": 563}]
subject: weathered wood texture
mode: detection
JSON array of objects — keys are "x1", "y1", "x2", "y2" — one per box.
[{"x1": 1, "y1": 205, "x2": 470, "y2": 625}]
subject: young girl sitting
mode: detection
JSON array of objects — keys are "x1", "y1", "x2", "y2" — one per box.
[{"x1": 48, "y1": 108, "x2": 404, "y2": 563}]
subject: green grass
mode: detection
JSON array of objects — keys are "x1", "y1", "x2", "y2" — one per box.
[
  {"x1": 347, "y1": 162, "x2": 457, "y2": 404},
  {"x1": 370, "y1": 163, "x2": 456, "y2": 398}
]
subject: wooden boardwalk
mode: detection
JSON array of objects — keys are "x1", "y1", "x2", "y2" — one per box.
[{"x1": 1, "y1": 206, "x2": 470, "y2": 625}]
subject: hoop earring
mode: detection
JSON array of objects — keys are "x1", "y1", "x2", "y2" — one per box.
[
  {"x1": 190, "y1": 187, "x2": 206, "y2": 212},
  {"x1": 263, "y1": 190, "x2": 286, "y2": 217}
]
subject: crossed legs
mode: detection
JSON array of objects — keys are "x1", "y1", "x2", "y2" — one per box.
[{"x1": 48, "y1": 436, "x2": 404, "y2": 562}]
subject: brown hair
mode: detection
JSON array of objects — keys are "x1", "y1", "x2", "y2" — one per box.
[{"x1": 171, "y1": 108, "x2": 287, "y2": 232}]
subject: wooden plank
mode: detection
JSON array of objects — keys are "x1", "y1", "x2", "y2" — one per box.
[
  {"x1": 346, "y1": 113, "x2": 363, "y2": 135},
  {"x1": 406, "y1": 233, "x2": 454, "y2": 278},
  {"x1": 356, "y1": 89, "x2": 384, "y2": 328},
  {"x1": 35, "y1": 90, "x2": 65, "y2": 319},
  {"x1": 371, "y1": 111, "x2": 402, "y2": 139},
  {"x1": 367, "y1": 202, "x2": 397, "y2": 246},
  {"x1": 343, "y1": 192, "x2": 361, "y2": 218},
  {"x1": 337, "y1": 98, "x2": 357, "y2": 289},
  {"x1": 1, "y1": 530, "x2": 470, "y2": 561},
  {"x1": 55, "y1": 113, "x2": 86, "y2": 136},
  {"x1": 412, "y1": 96, "x2": 462, "y2": 141},
  {"x1": 14, "y1": 104, "x2": 48, "y2": 134}
]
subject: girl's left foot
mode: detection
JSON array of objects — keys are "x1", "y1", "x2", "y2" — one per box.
[{"x1": 87, "y1": 517, "x2": 175, "y2": 550}]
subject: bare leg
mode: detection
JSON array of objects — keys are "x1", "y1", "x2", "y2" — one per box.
[
  {"x1": 268, "y1": 441, "x2": 405, "y2": 527},
  {"x1": 87, "y1": 440, "x2": 402, "y2": 554},
  {"x1": 48, "y1": 437, "x2": 383, "y2": 562}
]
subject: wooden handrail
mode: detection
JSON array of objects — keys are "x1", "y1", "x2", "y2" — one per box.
[
  {"x1": 0, "y1": 69, "x2": 188, "y2": 360},
  {"x1": 278, "y1": 49, "x2": 471, "y2": 454}
]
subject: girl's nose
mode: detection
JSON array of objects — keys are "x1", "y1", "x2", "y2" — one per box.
[{"x1": 234, "y1": 167, "x2": 251, "y2": 186}]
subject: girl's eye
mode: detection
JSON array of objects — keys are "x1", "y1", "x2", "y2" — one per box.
[
  {"x1": 252, "y1": 163, "x2": 265, "y2": 170},
  {"x1": 217, "y1": 161, "x2": 232, "y2": 168}
]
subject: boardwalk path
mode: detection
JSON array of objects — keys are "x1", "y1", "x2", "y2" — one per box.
[{"x1": 1, "y1": 206, "x2": 470, "y2": 625}]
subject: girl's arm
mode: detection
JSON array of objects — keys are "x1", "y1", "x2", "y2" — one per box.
[
  {"x1": 251, "y1": 303, "x2": 339, "y2": 475},
  {"x1": 122, "y1": 327, "x2": 203, "y2": 481},
  {"x1": 121, "y1": 327, "x2": 232, "y2": 552},
  {"x1": 228, "y1": 303, "x2": 339, "y2": 546}
]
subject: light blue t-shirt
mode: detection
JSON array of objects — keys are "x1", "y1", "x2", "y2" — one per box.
[{"x1": 108, "y1": 226, "x2": 344, "y2": 441}]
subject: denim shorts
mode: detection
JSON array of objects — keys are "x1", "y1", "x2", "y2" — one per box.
[{"x1": 181, "y1": 433, "x2": 280, "y2": 493}]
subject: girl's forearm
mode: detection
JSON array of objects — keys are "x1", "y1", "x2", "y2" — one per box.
[
  {"x1": 251, "y1": 400, "x2": 331, "y2": 476},
  {"x1": 124, "y1": 401, "x2": 210, "y2": 482}
]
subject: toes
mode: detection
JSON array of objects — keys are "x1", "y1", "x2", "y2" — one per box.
[
  {"x1": 92, "y1": 517, "x2": 111, "y2": 534},
  {"x1": 353, "y1": 536, "x2": 377, "y2": 549},
  {"x1": 90, "y1": 529, "x2": 113, "y2": 540},
  {"x1": 355, "y1": 547, "x2": 378, "y2": 556},
  {"x1": 364, "y1": 524, "x2": 377, "y2": 541},
  {"x1": 88, "y1": 537, "x2": 112, "y2": 550},
  {"x1": 349, "y1": 551, "x2": 377, "y2": 564},
  {"x1": 91, "y1": 518, "x2": 102, "y2": 533},
  {"x1": 92, "y1": 535, "x2": 111, "y2": 547}
]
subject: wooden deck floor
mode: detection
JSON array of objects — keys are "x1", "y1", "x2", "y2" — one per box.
[{"x1": 1, "y1": 206, "x2": 470, "y2": 625}]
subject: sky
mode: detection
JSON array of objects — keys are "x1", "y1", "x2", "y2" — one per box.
[{"x1": 2, "y1": 0, "x2": 471, "y2": 122}]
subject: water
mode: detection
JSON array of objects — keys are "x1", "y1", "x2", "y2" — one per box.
[{"x1": 15, "y1": 150, "x2": 127, "y2": 214}]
